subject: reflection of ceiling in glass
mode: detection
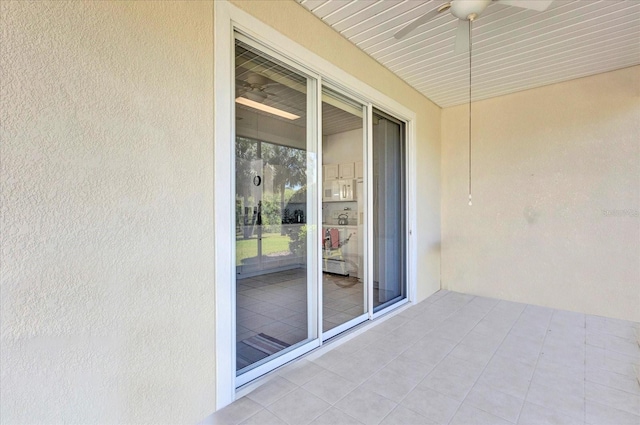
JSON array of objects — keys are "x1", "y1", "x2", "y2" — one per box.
[
  {"x1": 322, "y1": 102, "x2": 362, "y2": 136},
  {"x1": 235, "y1": 40, "x2": 363, "y2": 136},
  {"x1": 322, "y1": 85, "x2": 364, "y2": 136},
  {"x1": 235, "y1": 41, "x2": 307, "y2": 125}
]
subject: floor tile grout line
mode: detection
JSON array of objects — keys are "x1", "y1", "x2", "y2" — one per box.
[
  {"x1": 584, "y1": 369, "x2": 640, "y2": 396},
  {"x1": 513, "y1": 308, "x2": 564, "y2": 424},
  {"x1": 340, "y1": 292, "x2": 480, "y2": 424},
  {"x1": 587, "y1": 326, "x2": 640, "y2": 346},
  {"x1": 320, "y1": 347, "x2": 399, "y2": 412},
  {"x1": 584, "y1": 337, "x2": 640, "y2": 361},
  {"x1": 250, "y1": 376, "x2": 299, "y2": 409},
  {"x1": 229, "y1": 298, "x2": 639, "y2": 425},
  {"x1": 523, "y1": 315, "x2": 640, "y2": 421},
  {"x1": 380, "y1": 295, "x2": 506, "y2": 424},
  {"x1": 262, "y1": 384, "x2": 333, "y2": 425},
  {"x1": 584, "y1": 315, "x2": 640, "y2": 400},
  {"x1": 447, "y1": 302, "x2": 535, "y2": 425},
  {"x1": 447, "y1": 300, "x2": 527, "y2": 421},
  {"x1": 584, "y1": 399, "x2": 640, "y2": 422},
  {"x1": 374, "y1": 295, "x2": 481, "y2": 424}
]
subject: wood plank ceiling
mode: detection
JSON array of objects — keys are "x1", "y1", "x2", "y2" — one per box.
[{"x1": 298, "y1": 0, "x2": 640, "y2": 108}]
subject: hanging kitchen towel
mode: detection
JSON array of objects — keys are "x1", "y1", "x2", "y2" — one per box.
[{"x1": 330, "y1": 228, "x2": 340, "y2": 249}]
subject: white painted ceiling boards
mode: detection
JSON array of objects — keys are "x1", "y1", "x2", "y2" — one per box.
[{"x1": 298, "y1": 0, "x2": 640, "y2": 107}]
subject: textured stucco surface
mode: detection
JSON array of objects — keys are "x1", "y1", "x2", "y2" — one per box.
[
  {"x1": 230, "y1": 0, "x2": 442, "y2": 302},
  {"x1": 1, "y1": 1, "x2": 215, "y2": 423},
  {"x1": 1, "y1": 0, "x2": 441, "y2": 421},
  {"x1": 441, "y1": 66, "x2": 640, "y2": 322}
]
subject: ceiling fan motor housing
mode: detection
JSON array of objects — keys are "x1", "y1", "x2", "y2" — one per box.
[
  {"x1": 246, "y1": 74, "x2": 270, "y2": 87},
  {"x1": 450, "y1": 0, "x2": 492, "y2": 20},
  {"x1": 243, "y1": 90, "x2": 268, "y2": 103}
]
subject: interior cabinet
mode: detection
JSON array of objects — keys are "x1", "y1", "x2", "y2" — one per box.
[
  {"x1": 323, "y1": 164, "x2": 339, "y2": 180},
  {"x1": 339, "y1": 163, "x2": 355, "y2": 179},
  {"x1": 323, "y1": 162, "x2": 355, "y2": 180}
]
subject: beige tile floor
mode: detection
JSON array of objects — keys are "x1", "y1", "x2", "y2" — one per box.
[{"x1": 215, "y1": 290, "x2": 640, "y2": 425}]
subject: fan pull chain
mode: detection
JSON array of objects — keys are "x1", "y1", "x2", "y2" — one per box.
[{"x1": 468, "y1": 18, "x2": 473, "y2": 207}]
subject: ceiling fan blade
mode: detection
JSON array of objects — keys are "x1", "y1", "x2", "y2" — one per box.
[
  {"x1": 454, "y1": 20, "x2": 470, "y2": 54},
  {"x1": 495, "y1": 0, "x2": 553, "y2": 12},
  {"x1": 394, "y1": 7, "x2": 443, "y2": 40}
]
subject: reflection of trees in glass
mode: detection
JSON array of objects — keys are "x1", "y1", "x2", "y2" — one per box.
[
  {"x1": 262, "y1": 143, "x2": 306, "y2": 216},
  {"x1": 235, "y1": 136, "x2": 258, "y2": 201},
  {"x1": 235, "y1": 136, "x2": 307, "y2": 236},
  {"x1": 235, "y1": 138, "x2": 258, "y2": 235},
  {"x1": 289, "y1": 225, "x2": 307, "y2": 257}
]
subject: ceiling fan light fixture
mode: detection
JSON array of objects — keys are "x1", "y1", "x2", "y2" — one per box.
[{"x1": 450, "y1": 0, "x2": 492, "y2": 20}]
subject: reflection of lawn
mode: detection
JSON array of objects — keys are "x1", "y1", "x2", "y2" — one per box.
[{"x1": 236, "y1": 233, "x2": 292, "y2": 265}]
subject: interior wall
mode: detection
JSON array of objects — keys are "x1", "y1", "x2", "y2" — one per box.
[
  {"x1": 230, "y1": 0, "x2": 442, "y2": 302},
  {"x1": 323, "y1": 128, "x2": 363, "y2": 164},
  {"x1": 236, "y1": 108, "x2": 306, "y2": 149},
  {"x1": 441, "y1": 66, "x2": 640, "y2": 322},
  {"x1": 1, "y1": 1, "x2": 215, "y2": 423}
]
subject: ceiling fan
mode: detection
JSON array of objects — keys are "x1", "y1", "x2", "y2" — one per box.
[
  {"x1": 394, "y1": 0, "x2": 554, "y2": 52},
  {"x1": 395, "y1": 0, "x2": 554, "y2": 206},
  {"x1": 236, "y1": 73, "x2": 302, "y2": 120},
  {"x1": 236, "y1": 73, "x2": 279, "y2": 103}
]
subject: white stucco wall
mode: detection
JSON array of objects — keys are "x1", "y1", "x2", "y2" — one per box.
[
  {"x1": 2, "y1": 0, "x2": 442, "y2": 421},
  {"x1": 441, "y1": 66, "x2": 640, "y2": 322},
  {"x1": 1, "y1": 1, "x2": 215, "y2": 423}
]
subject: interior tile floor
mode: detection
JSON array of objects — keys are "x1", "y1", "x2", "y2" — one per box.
[
  {"x1": 212, "y1": 290, "x2": 640, "y2": 425},
  {"x1": 237, "y1": 270, "x2": 365, "y2": 340},
  {"x1": 237, "y1": 269, "x2": 365, "y2": 370},
  {"x1": 322, "y1": 273, "x2": 364, "y2": 331},
  {"x1": 236, "y1": 269, "x2": 309, "y2": 348}
]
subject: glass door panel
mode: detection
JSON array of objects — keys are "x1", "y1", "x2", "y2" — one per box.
[
  {"x1": 235, "y1": 138, "x2": 260, "y2": 274},
  {"x1": 235, "y1": 39, "x2": 316, "y2": 376},
  {"x1": 321, "y1": 86, "x2": 367, "y2": 334},
  {"x1": 372, "y1": 109, "x2": 406, "y2": 312}
]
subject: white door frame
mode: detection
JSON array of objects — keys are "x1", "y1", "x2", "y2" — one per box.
[
  {"x1": 232, "y1": 34, "x2": 323, "y2": 388},
  {"x1": 214, "y1": 0, "x2": 417, "y2": 410}
]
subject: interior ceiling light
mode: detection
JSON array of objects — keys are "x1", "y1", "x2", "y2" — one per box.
[{"x1": 235, "y1": 97, "x2": 300, "y2": 120}]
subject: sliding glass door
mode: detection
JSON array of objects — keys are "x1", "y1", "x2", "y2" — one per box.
[
  {"x1": 372, "y1": 109, "x2": 406, "y2": 312},
  {"x1": 321, "y1": 86, "x2": 368, "y2": 337},
  {"x1": 234, "y1": 38, "x2": 318, "y2": 381},
  {"x1": 233, "y1": 34, "x2": 409, "y2": 386}
]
